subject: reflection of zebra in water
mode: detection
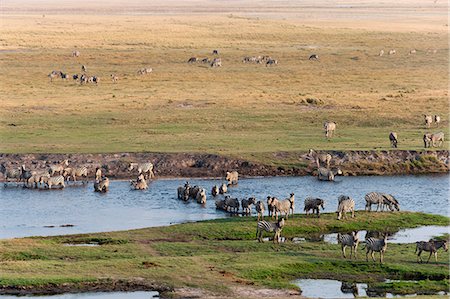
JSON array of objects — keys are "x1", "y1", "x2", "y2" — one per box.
[
  {"x1": 256, "y1": 218, "x2": 285, "y2": 243},
  {"x1": 365, "y1": 235, "x2": 388, "y2": 263},
  {"x1": 337, "y1": 231, "x2": 359, "y2": 259},
  {"x1": 415, "y1": 240, "x2": 448, "y2": 263}
]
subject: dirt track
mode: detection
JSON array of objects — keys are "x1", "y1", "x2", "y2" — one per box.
[{"x1": 0, "y1": 150, "x2": 448, "y2": 181}]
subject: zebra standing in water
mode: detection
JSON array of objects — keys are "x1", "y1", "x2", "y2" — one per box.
[
  {"x1": 256, "y1": 218, "x2": 285, "y2": 243},
  {"x1": 337, "y1": 196, "x2": 355, "y2": 220},
  {"x1": 365, "y1": 235, "x2": 388, "y2": 263},
  {"x1": 415, "y1": 240, "x2": 448, "y2": 263},
  {"x1": 128, "y1": 162, "x2": 154, "y2": 180},
  {"x1": 337, "y1": 231, "x2": 359, "y2": 259}
]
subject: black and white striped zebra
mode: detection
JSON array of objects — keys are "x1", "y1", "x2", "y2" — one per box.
[
  {"x1": 63, "y1": 166, "x2": 88, "y2": 183},
  {"x1": 41, "y1": 175, "x2": 65, "y2": 189},
  {"x1": 304, "y1": 197, "x2": 325, "y2": 217},
  {"x1": 382, "y1": 194, "x2": 400, "y2": 211},
  {"x1": 337, "y1": 231, "x2": 359, "y2": 259},
  {"x1": 337, "y1": 195, "x2": 355, "y2": 220},
  {"x1": 365, "y1": 235, "x2": 388, "y2": 263},
  {"x1": 1, "y1": 163, "x2": 23, "y2": 185},
  {"x1": 128, "y1": 162, "x2": 154, "y2": 180},
  {"x1": 415, "y1": 240, "x2": 448, "y2": 263},
  {"x1": 256, "y1": 218, "x2": 285, "y2": 243},
  {"x1": 256, "y1": 200, "x2": 265, "y2": 221},
  {"x1": 364, "y1": 192, "x2": 385, "y2": 212},
  {"x1": 241, "y1": 197, "x2": 256, "y2": 214}
]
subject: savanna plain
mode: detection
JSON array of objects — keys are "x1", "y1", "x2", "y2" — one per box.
[{"x1": 0, "y1": 0, "x2": 449, "y2": 298}]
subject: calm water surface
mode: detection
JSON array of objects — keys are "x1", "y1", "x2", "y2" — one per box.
[{"x1": 0, "y1": 175, "x2": 448, "y2": 239}]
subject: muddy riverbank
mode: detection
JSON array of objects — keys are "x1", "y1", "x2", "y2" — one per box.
[{"x1": 0, "y1": 150, "x2": 448, "y2": 180}]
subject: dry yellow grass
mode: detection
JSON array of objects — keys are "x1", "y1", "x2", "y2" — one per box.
[{"x1": 0, "y1": 1, "x2": 448, "y2": 158}]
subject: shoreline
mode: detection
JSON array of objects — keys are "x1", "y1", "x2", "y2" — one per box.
[{"x1": 0, "y1": 150, "x2": 448, "y2": 181}]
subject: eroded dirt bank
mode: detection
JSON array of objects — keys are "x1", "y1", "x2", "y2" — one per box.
[{"x1": 0, "y1": 150, "x2": 448, "y2": 180}]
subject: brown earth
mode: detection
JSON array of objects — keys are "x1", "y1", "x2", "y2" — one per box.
[{"x1": 0, "y1": 150, "x2": 448, "y2": 181}]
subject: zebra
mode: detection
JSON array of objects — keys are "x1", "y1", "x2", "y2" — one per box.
[
  {"x1": 241, "y1": 197, "x2": 256, "y2": 214},
  {"x1": 266, "y1": 59, "x2": 278, "y2": 66},
  {"x1": 430, "y1": 132, "x2": 444, "y2": 147},
  {"x1": 273, "y1": 193, "x2": 294, "y2": 220},
  {"x1": 365, "y1": 235, "x2": 388, "y2": 263},
  {"x1": 72, "y1": 50, "x2": 80, "y2": 57},
  {"x1": 365, "y1": 192, "x2": 385, "y2": 212},
  {"x1": 382, "y1": 194, "x2": 400, "y2": 211},
  {"x1": 219, "y1": 183, "x2": 227, "y2": 194},
  {"x1": 111, "y1": 74, "x2": 119, "y2": 83},
  {"x1": 309, "y1": 54, "x2": 319, "y2": 61},
  {"x1": 48, "y1": 71, "x2": 61, "y2": 82},
  {"x1": 81, "y1": 65, "x2": 87, "y2": 72},
  {"x1": 409, "y1": 49, "x2": 417, "y2": 55},
  {"x1": 27, "y1": 171, "x2": 49, "y2": 189},
  {"x1": 211, "y1": 185, "x2": 219, "y2": 196},
  {"x1": 212, "y1": 49, "x2": 219, "y2": 55},
  {"x1": 226, "y1": 171, "x2": 238, "y2": 185},
  {"x1": 128, "y1": 162, "x2": 154, "y2": 180},
  {"x1": 388, "y1": 49, "x2": 396, "y2": 55},
  {"x1": 48, "y1": 160, "x2": 69, "y2": 176},
  {"x1": 267, "y1": 196, "x2": 279, "y2": 218},
  {"x1": 256, "y1": 218, "x2": 285, "y2": 243},
  {"x1": 63, "y1": 166, "x2": 88, "y2": 183},
  {"x1": 177, "y1": 182, "x2": 190, "y2": 201},
  {"x1": 200, "y1": 58, "x2": 210, "y2": 64},
  {"x1": 130, "y1": 174, "x2": 148, "y2": 190},
  {"x1": 415, "y1": 240, "x2": 448, "y2": 263},
  {"x1": 72, "y1": 74, "x2": 79, "y2": 80},
  {"x1": 137, "y1": 68, "x2": 152, "y2": 75},
  {"x1": 337, "y1": 231, "x2": 359, "y2": 259},
  {"x1": 337, "y1": 195, "x2": 355, "y2": 220},
  {"x1": 434, "y1": 115, "x2": 441, "y2": 126},
  {"x1": 0, "y1": 164, "x2": 22, "y2": 185},
  {"x1": 187, "y1": 57, "x2": 198, "y2": 63},
  {"x1": 304, "y1": 197, "x2": 325, "y2": 217},
  {"x1": 389, "y1": 132, "x2": 398, "y2": 148},
  {"x1": 41, "y1": 175, "x2": 65, "y2": 189},
  {"x1": 324, "y1": 121, "x2": 336, "y2": 138},
  {"x1": 95, "y1": 167, "x2": 102, "y2": 181},
  {"x1": 224, "y1": 196, "x2": 240, "y2": 213},
  {"x1": 189, "y1": 185, "x2": 201, "y2": 199},
  {"x1": 308, "y1": 149, "x2": 332, "y2": 168},
  {"x1": 196, "y1": 189, "x2": 207, "y2": 204},
  {"x1": 317, "y1": 167, "x2": 342, "y2": 181},
  {"x1": 379, "y1": 50, "x2": 384, "y2": 56},
  {"x1": 94, "y1": 176, "x2": 109, "y2": 193},
  {"x1": 80, "y1": 74, "x2": 88, "y2": 84},
  {"x1": 424, "y1": 115, "x2": 433, "y2": 128},
  {"x1": 61, "y1": 73, "x2": 69, "y2": 80},
  {"x1": 423, "y1": 133, "x2": 432, "y2": 148},
  {"x1": 211, "y1": 58, "x2": 222, "y2": 67},
  {"x1": 256, "y1": 201, "x2": 265, "y2": 221},
  {"x1": 215, "y1": 199, "x2": 227, "y2": 211}
]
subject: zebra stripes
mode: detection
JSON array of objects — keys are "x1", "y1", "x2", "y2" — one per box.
[
  {"x1": 128, "y1": 162, "x2": 154, "y2": 179},
  {"x1": 365, "y1": 236, "x2": 388, "y2": 263},
  {"x1": 304, "y1": 197, "x2": 325, "y2": 217},
  {"x1": 365, "y1": 192, "x2": 399, "y2": 212},
  {"x1": 337, "y1": 231, "x2": 359, "y2": 259},
  {"x1": 41, "y1": 175, "x2": 65, "y2": 189},
  {"x1": 337, "y1": 196, "x2": 355, "y2": 220},
  {"x1": 256, "y1": 218, "x2": 285, "y2": 243},
  {"x1": 415, "y1": 240, "x2": 448, "y2": 263}
]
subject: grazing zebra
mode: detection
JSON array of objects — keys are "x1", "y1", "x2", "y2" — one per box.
[
  {"x1": 256, "y1": 218, "x2": 285, "y2": 243},
  {"x1": 365, "y1": 235, "x2": 388, "y2": 263},
  {"x1": 130, "y1": 173, "x2": 148, "y2": 190},
  {"x1": 73, "y1": 74, "x2": 79, "y2": 80},
  {"x1": 211, "y1": 58, "x2": 222, "y2": 67},
  {"x1": 211, "y1": 185, "x2": 219, "y2": 196},
  {"x1": 48, "y1": 71, "x2": 61, "y2": 82},
  {"x1": 200, "y1": 58, "x2": 210, "y2": 64},
  {"x1": 80, "y1": 74, "x2": 88, "y2": 84},
  {"x1": 423, "y1": 133, "x2": 432, "y2": 148},
  {"x1": 41, "y1": 175, "x2": 65, "y2": 189},
  {"x1": 224, "y1": 196, "x2": 240, "y2": 213},
  {"x1": 241, "y1": 197, "x2": 256, "y2": 214},
  {"x1": 81, "y1": 65, "x2": 87, "y2": 72},
  {"x1": 256, "y1": 201, "x2": 265, "y2": 221},
  {"x1": 137, "y1": 68, "x2": 152, "y2": 75},
  {"x1": 304, "y1": 197, "x2": 325, "y2": 217},
  {"x1": 212, "y1": 49, "x2": 219, "y2": 55},
  {"x1": 309, "y1": 54, "x2": 319, "y2": 61},
  {"x1": 48, "y1": 160, "x2": 69, "y2": 176},
  {"x1": 187, "y1": 57, "x2": 198, "y2": 63},
  {"x1": 61, "y1": 73, "x2": 69, "y2": 80},
  {"x1": 324, "y1": 121, "x2": 336, "y2": 138},
  {"x1": 128, "y1": 162, "x2": 154, "y2": 180},
  {"x1": 308, "y1": 149, "x2": 332, "y2": 168},
  {"x1": 389, "y1": 132, "x2": 398, "y2": 148},
  {"x1": 317, "y1": 167, "x2": 342, "y2": 181},
  {"x1": 337, "y1": 195, "x2": 355, "y2": 220},
  {"x1": 337, "y1": 231, "x2": 359, "y2": 259},
  {"x1": 388, "y1": 49, "x2": 396, "y2": 55},
  {"x1": 63, "y1": 166, "x2": 88, "y2": 183},
  {"x1": 215, "y1": 199, "x2": 227, "y2": 211},
  {"x1": 434, "y1": 115, "x2": 440, "y2": 126},
  {"x1": 364, "y1": 192, "x2": 385, "y2": 212},
  {"x1": 72, "y1": 50, "x2": 80, "y2": 57},
  {"x1": 424, "y1": 115, "x2": 433, "y2": 128},
  {"x1": 94, "y1": 176, "x2": 109, "y2": 193},
  {"x1": 111, "y1": 74, "x2": 119, "y2": 83},
  {"x1": 219, "y1": 183, "x2": 227, "y2": 194},
  {"x1": 430, "y1": 132, "x2": 445, "y2": 147},
  {"x1": 266, "y1": 59, "x2": 278, "y2": 66},
  {"x1": 382, "y1": 194, "x2": 400, "y2": 211},
  {"x1": 379, "y1": 50, "x2": 384, "y2": 56},
  {"x1": 0, "y1": 164, "x2": 21, "y2": 185},
  {"x1": 196, "y1": 188, "x2": 207, "y2": 204},
  {"x1": 225, "y1": 171, "x2": 238, "y2": 185},
  {"x1": 415, "y1": 240, "x2": 448, "y2": 263},
  {"x1": 273, "y1": 193, "x2": 295, "y2": 220}
]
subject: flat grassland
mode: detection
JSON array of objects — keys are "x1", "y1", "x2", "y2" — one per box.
[
  {"x1": 0, "y1": 212, "x2": 448, "y2": 297},
  {"x1": 0, "y1": 0, "x2": 448, "y2": 160}
]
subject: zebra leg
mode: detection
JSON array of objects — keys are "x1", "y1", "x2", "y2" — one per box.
[
  {"x1": 417, "y1": 250, "x2": 422, "y2": 263},
  {"x1": 342, "y1": 245, "x2": 346, "y2": 258},
  {"x1": 353, "y1": 244, "x2": 358, "y2": 259},
  {"x1": 380, "y1": 252, "x2": 383, "y2": 264},
  {"x1": 366, "y1": 249, "x2": 369, "y2": 262},
  {"x1": 371, "y1": 251, "x2": 376, "y2": 262},
  {"x1": 426, "y1": 252, "x2": 433, "y2": 263}
]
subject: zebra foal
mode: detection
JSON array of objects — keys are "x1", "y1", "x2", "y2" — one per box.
[{"x1": 256, "y1": 218, "x2": 285, "y2": 243}]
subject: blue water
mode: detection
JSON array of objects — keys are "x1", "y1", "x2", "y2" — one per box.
[{"x1": 0, "y1": 175, "x2": 448, "y2": 239}]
